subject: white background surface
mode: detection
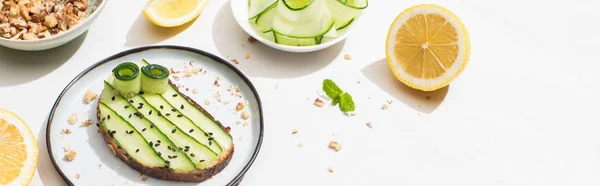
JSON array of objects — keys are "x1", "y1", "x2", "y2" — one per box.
[{"x1": 1, "y1": 0, "x2": 599, "y2": 185}]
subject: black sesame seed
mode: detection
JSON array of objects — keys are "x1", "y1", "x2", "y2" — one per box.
[
  {"x1": 111, "y1": 130, "x2": 116, "y2": 134},
  {"x1": 149, "y1": 141, "x2": 153, "y2": 146},
  {"x1": 137, "y1": 105, "x2": 143, "y2": 109},
  {"x1": 171, "y1": 108, "x2": 177, "y2": 112},
  {"x1": 107, "y1": 129, "x2": 111, "y2": 133},
  {"x1": 157, "y1": 140, "x2": 161, "y2": 143},
  {"x1": 102, "y1": 117, "x2": 106, "y2": 121},
  {"x1": 149, "y1": 110, "x2": 152, "y2": 115},
  {"x1": 129, "y1": 100, "x2": 134, "y2": 103},
  {"x1": 204, "y1": 132, "x2": 208, "y2": 136},
  {"x1": 165, "y1": 160, "x2": 170, "y2": 164},
  {"x1": 158, "y1": 111, "x2": 162, "y2": 116},
  {"x1": 150, "y1": 124, "x2": 154, "y2": 128},
  {"x1": 172, "y1": 94, "x2": 177, "y2": 97},
  {"x1": 168, "y1": 155, "x2": 172, "y2": 159},
  {"x1": 142, "y1": 128, "x2": 146, "y2": 132},
  {"x1": 172, "y1": 155, "x2": 177, "y2": 158},
  {"x1": 160, "y1": 105, "x2": 164, "y2": 109},
  {"x1": 157, "y1": 152, "x2": 161, "y2": 156},
  {"x1": 111, "y1": 96, "x2": 115, "y2": 101},
  {"x1": 179, "y1": 147, "x2": 183, "y2": 150},
  {"x1": 128, "y1": 114, "x2": 132, "y2": 118},
  {"x1": 185, "y1": 146, "x2": 190, "y2": 149},
  {"x1": 165, "y1": 113, "x2": 171, "y2": 116},
  {"x1": 208, "y1": 137, "x2": 214, "y2": 141},
  {"x1": 189, "y1": 129, "x2": 194, "y2": 133},
  {"x1": 124, "y1": 105, "x2": 129, "y2": 109},
  {"x1": 167, "y1": 146, "x2": 172, "y2": 150},
  {"x1": 172, "y1": 129, "x2": 176, "y2": 133},
  {"x1": 180, "y1": 104, "x2": 184, "y2": 109},
  {"x1": 209, "y1": 141, "x2": 212, "y2": 146},
  {"x1": 96, "y1": 123, "x2": 100, "y2": 127},
  {"x1": 208, "y1": 132, "x2": 213, "y2": 136},
  {"x1": 136, "y1": 149, "x2": 139, "y2": 153},
  {"x1": 190, "y1": 153, "x2": 195, "y2": 157},
  {"x1": 184, "y1": 149, "x2": 189, "y2": 152},
  {"x1": 155, "y1": 143, "x2": 160, "y2": 147},
  {"x1": 107, "y1": 115, "x2": 111, "y2": 119},
  {"x1": 139, "y1": 91, "x2": 144, "y2": 94},
  {"x1": 199, "y1": 159, "x2": 205, "y2": 162},
  {"x1": 177, "y1": 114, "x2": 183, "y2": 117},
  {"x1": 139, "y1": 102, "x2": 144, "y2": 106}
]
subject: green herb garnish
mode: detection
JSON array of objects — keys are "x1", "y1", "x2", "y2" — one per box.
[{"x1": 322, "y1": 79, "x2": 355, "y2": 113}]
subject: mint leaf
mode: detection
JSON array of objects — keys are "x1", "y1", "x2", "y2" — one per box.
[
  {"x1": 339, "y1": 92, "x2": 355, "y2": 113},
  {"x1": 322, "y1": 79, "x2": 343, "y2": 100}
]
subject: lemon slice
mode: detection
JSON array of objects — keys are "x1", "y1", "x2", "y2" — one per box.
[
  {"x1": 142, "y1": 0, "x2": 209, "y2": 27},
  {"x1": 0, "y1": 108, "x2": 38, "y2": 186},
  {"x1": 385, "y1": 4, "x2": 470, "y2": 91}
]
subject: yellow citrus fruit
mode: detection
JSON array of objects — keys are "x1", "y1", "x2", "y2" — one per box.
[
  {"x1": 385, "y1": 4, "x2": 471, "y2": 91},
  {"x1": 142, "y1": 0, "x2": 209, "y2": 27},
  {"x1": 0, "y1": 108, "x2": 38, "y2": 186}
]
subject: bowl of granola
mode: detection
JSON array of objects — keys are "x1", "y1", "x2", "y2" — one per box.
[{"x1": 0, "y1": 0, "x2": 106, "y2": 51}]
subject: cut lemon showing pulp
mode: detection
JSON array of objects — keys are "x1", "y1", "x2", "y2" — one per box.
[
  {"x1": 143, "y1": 0, "x2": 209, "y2": 27},
  {"x1": 0, "y1": 108, "x2": 38, "y2": 186},
  {"x1": 386, "y1": 4, "x2": 470, "y2": 91}
]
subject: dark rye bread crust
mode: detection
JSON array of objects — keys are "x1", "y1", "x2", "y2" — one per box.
[{"x1": 96, "y1": 80, "x2": 234, "y2": 182}]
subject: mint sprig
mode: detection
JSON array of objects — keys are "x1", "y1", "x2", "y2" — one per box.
[{"x1": 322, "y1": 79, "x2": 355, "y2": 113}]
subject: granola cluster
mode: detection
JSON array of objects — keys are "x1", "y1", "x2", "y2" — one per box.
[{"x1": 0, "y1": 0, "x2": 89, "y2": 40}]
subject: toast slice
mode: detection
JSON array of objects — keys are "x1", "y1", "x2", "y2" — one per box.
[{"x1": 96, "y1": 80, "x2": 234, "y2": 182}]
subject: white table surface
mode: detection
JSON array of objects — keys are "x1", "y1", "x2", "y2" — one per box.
[{"x1": 1, "y1": 0, "x2": 600, "y2": 185}]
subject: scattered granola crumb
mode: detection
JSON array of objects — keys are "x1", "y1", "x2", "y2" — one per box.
[
  {"x1": 329, "y1": 141, "x2": 342, "y2": 152},
  {"x1": 68, "y1": 114, "x2": 78, "y2": 124},
  {"x1": 241, "y1": 111, "x2": 249, "y2": 120},
  {"x1": 84, "y1": 90, "x2": 98, "y2": 103},
  {"x1": 366, "y1": 123, "x2": 372, "y2": 129},
  {"x1": 214, "y1": 80, "x2": 220, "y2": 87},
  {"x1": 425, "y1": 96, "x2": 431, "y2": 100},
  {"x1": 61, "y1": 129, "x2": 72, "y2": 134},
  {"x1": 74, "y1": 173, "x2": 80, "y2": 180},
  {"x1": 118, "y1": 164, "x2": 124, "y2": 169},
  {"x1": 387, "y1": 100, "x2": 393, "y2": 104},
  {"x1": 81, "y1": 119, "x2": 93, "y2": 127},
  {"x1": 350, "y1": 113, "x2": 356, "y2": 116},
  {"x1": 64, "y1": 150, "x2": 76, "y2": 161},
  {"x1": 248, "y1": 36, "x2": 257, "y2": 43},
  {"x1": 328, "y1": 167, "x2": 334, "y2": 173},
  {"x1": 357, "y1": 80, "x2": 361, "y2": 84},
  {"x1": 236, "y1": 121, "x2": 241, "y2": 125},
  {"x1": 185, "y1": 88, "x2": 189, "y2": 91},
  {"x1": 297, "y1": 143, "x2": 304, "y2": 148},
  {"x1": 344, "y1": 54, "x2": 352, "y2": 60},
  {"x1": 98, "y1": 164, "x2": 102, "y2": 169},
  {"x1": 204, "y1": 100, "x2": 211, "y2": 106},
  {"x1": 170, "y1": 68, "x2": 176, "y2": 73},
  {"x1": 245, "y1": 53, "x2": 250, "y2": 59},
  {"x1": 193, "y1": 89, "x2": 198, "y2": 94},
  {"x1": 313, "y1": 98, "x2": 324, "y2": 107},
  {"x1": 141, "y1": 176, "x2": 149, "y2": 181},
  {"x1": 236, "y1": 102, "x2": 245, "y2": 111},
  {"x1": 382, "y1": 104, "x2": 389, "y2": 110},
  {"x1": 292, "y1": 129, "x2": 298, "y2": 134},
  {"x1": 63, "y1": 144, "x2": 71, "y2": 152},
  {"x1": 231, "y1": 59, "x2": 239, "y2": 64}
]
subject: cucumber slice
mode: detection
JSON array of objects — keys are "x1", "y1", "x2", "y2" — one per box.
[
  {"x1": 138, "y1": 60, "x2": 233, "y2": 150},
  {"x1": 142, "y1": 94, "x2": 223, "y2": 154},
  {"x1": 98, "y1": 103, "x2": 166, "y2": 168},
  {"x1": 325, "y1": 0, "x2": 367, "y2": 29},
  {"x1": 99, "y1": 82, "x2": 195, "y2": 172},
  {"x1": 274, "y1": 31, "x2": 318, "y2": 46},
  {"x1": 140, "y1": 61, "x2": 170, "y2": 94},
  {"x1": 319, "y1": 25, "x2": 337, "y2": 44},
  {"x1": 249, "y1": 0, "x2": 279, "y2": 19},
  {"x1": 282, "y1": 0, "x2": 314, "y2": 10},
  {"x1": 134, "y1": 95, "x2": 218, "y2": 169},
  {"x1": 255, "y1": 3, "x2": 278, "y2": 33},
  {"x1": 273, "y1": 0, "x2": 334, "y2": 38}
]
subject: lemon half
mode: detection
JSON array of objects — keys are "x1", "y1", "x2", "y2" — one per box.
[
  {"x1": 143, "y1": 0, "x2": 209, "y2": 27},
  {"x1": 0, "y1": 108, "x2": 38, "y2": 186}
]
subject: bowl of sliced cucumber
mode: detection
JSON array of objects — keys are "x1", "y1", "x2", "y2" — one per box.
[{"x1": 231, "y1": 0, "x2": 368, "y2": 53}]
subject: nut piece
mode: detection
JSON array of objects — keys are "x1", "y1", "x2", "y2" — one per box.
[
  {"x1": 192, "y1": 88, "x2": 198, "y2": 94},
  {"x1": 344, "y1": 54, "x2": 352, "y2": 60},
  {"x1": 291, "y1": 129, "x2": 298, "y2": 134},
  {"x1": 328, "y1": 167, "x2": 334, "y2": 173},
  {"x1": 297, "y1": 143, "x2": 304, "y2": 148},
  {"x1": 44, "y1": 14, "x2": 58, "y2": 28},
  {"x1": 366, "y1": 122, "x2": 372, "y2": 129},
  {"x1": 314, "y1": 98, "x2": 324, "y2": 107},
  {"x1": 236, "y1": 102, "x2": 244, "y2": 111},
  {"x1": 329, "y1": 141, "x2": 342, "y2": 152},
  {"x1": 81, "y1": 119, "x2": 93, "y2": 127},
  {"x1": 63, "y1": 144, "x2": 71, "y2": 152},
  {"x1": 241, "y1": 111, "x2": 249, "y2": 120},
  {"x1": 74, "y1": 173, "x2": 80, "y2": 179},
  {"x1": 381, "y1": 104, "x2": 389, "y2": 110},
  {"x1": 68, "y1": 114, "x2": 78, "y2": 124},
  {"x1": 84, "y1": 90, "x2": 98, "y2": 103},
  {"x1": 61, "y1": 129, "x2": 72, "y2": 134},
  {"x1": 64, "y1": 150, "x2": 76, "y2": 161}
]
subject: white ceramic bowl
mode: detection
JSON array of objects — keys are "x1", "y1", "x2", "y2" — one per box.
[
  {"x1": 230, "y1": 0, "x2": 360, "y2": 53},
  {"x1": 0, "y1": 0, "x2": 107, "y2": 51}
]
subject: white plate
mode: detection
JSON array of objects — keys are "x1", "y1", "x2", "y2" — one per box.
[
  {"x1": 46, "y1": 46, "x2": 264, "y2": 186},
  {"x1": 230, "y1": 0, "x2": 359, "y2": 53}
]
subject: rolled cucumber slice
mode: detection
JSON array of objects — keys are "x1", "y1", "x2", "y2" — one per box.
[
  {"x1": 249, "y1": 0, "x2": 279, "y2": 19},
  {"x1": 140, "y1": 60, "x2": 170, "y2": 94},
  {"x1": 325, "y1": 0, "x2": 368, "y2": 30},
  {"x1": 112, "y1": 62, "x2": 141, "y2": 98},
  {"x1": 272, "y1": 0, "x2": 334, "y2": 38}
]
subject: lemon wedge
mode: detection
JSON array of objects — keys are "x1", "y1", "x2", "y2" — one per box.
[
  {"x1": 385, "y1": 4, "x2": 471, "y2": 91},
  {"x1": 142, "y1": 0, "x2": 209, "y2": 27},
  {"x1": 0, "y1": 108, "x2": 38, "y2": 186}
]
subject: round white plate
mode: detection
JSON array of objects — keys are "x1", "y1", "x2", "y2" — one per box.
[{"x1": 46, "y1": 46, "x2": 264, "y2": 186}]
